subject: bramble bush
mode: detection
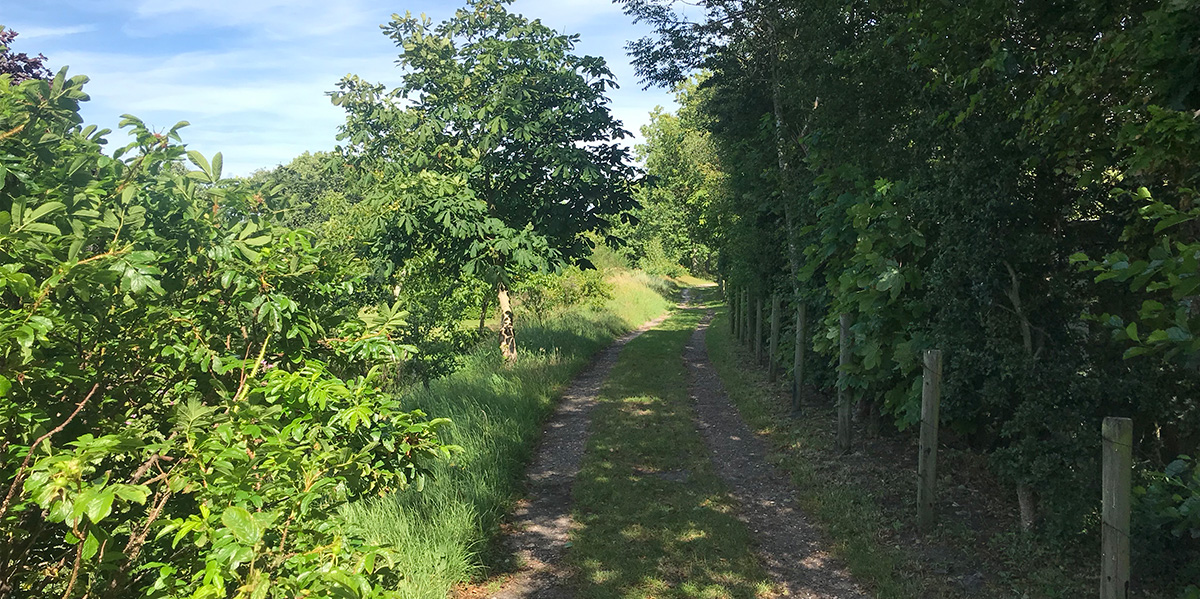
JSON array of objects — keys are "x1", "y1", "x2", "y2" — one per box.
[{"x1": 0, "y1": 69, "x2": 454, "y2": 597}]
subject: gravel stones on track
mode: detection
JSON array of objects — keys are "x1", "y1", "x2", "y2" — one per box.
[
  {"x1": 488, "y1": 310, "x2": 674, "y2": 599},
  {"x1": 684, "y1": 310, "x2": 870, "y2": 599}
]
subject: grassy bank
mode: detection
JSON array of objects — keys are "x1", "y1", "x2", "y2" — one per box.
[{"x1": 341, "y1": 269, "x2": 674, "y2": 598}]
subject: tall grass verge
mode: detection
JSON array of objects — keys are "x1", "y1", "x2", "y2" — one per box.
[{"x1": 341, "y1": 269, "x2": 674, "y2": 598}]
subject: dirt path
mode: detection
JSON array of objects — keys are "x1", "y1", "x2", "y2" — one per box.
[
  {"x1": 485, "y1": 302, "x2": 681, "y2": 599},
  {"x1": 684, "y1": 310, "x2": 870, "y2": 599},
  {"x1": 485, "y1": 293, "x2": 868, "y2": 599}
]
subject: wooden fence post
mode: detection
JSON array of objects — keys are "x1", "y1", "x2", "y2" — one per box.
[
  {"x1": 1102, "y1": 417, "x2": 1132, "y2": 599},
  {"x1": 755, "y1": 296, "x2": 764, "y2": 363},
  {"x1": 730, "y1": 289, "x2": 738, "y2": 336},
  {"x1": 768, "y1": 295, "x2": 781, "y2": 381},
  {"x1": 793, "y1": 302, "x2": 806, "y2": 413},
  {"x1": 742, "y1": 290, "x2": 750, "y2": 344},
  {"x1": 837, "y1": 313, "x2": 853, "y2": 453},
  {"x1": 918, "y1": 349, "x2": 943, "y2": 532},
  {"x1": 734, "y1": 291, "x2": 744, "y2": 345}
]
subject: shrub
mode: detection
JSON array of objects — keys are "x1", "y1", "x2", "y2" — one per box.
[
  {"x1": 0, "y1": 70, "x2": 452, "y2": 598},
  {"x1": 1134, "y1": 456, "x2": 1200, "y2": 592}
]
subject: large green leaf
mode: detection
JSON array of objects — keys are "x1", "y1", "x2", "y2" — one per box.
[{"x1": 221, "y1": 506, "x2": 261, "y2": 545}]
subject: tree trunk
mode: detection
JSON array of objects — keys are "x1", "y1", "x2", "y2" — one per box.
[
  {"x1": 768, "y1": 294, "x2": 781, "y2": 381},
  {"x1": 769, "y1": 31, "x2": 807, "y2": 401},
  {"x1": 1017, "y1": 484, "x2": 1039, "y2": 532},
  {"x1": 755, "y1": 296, "x2": 764, "y2": 364},
  {"x1": 793, "y1": 302, "x2": 806, "y2": 412},
  {"x1": 730, "y1": 289, "x2": 737, "y2": 336},
  {"x1": 742, "y1": 290, "x2": 751, "y2": 344},
  {"x1": 497, "y1": 281, "x2": 516, "y2": 362},
  {"x1": 478, "y1": 290, "x2": 491, "y2": 334},
  {"x1": 866, "y1": 403, "x2": 880, "y2": 438}
]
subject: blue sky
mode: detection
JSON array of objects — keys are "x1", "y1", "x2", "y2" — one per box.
[{"x1": 4, "y1": 0, "x2": 679, "y2": 176}]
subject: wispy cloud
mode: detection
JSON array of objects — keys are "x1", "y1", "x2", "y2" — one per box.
[
  {"x1": 511, "y1": 0, "x2": 627, "y2": 32},
  {"x1": 14, "y1": 0, "x2": 675, "y2": 176},
  {"x1": 128, "y1": 0, "x2": 377, "y2": 39},
  {"x1": 9, "y1": 24, "x2": 97, "y2": 39}
]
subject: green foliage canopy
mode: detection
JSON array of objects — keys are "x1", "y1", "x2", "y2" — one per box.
[
  {"x1": 0, "y1": 69, "x2": 454, "y2": 598},
  {"x1": 332, "y1": 0, "x2": 639, "y2": 282},
  {"x1": 624, "y1": 0, "x2": 1200, "y2": 591}
]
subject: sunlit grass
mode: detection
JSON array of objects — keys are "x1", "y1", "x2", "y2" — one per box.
[{"x1": 341, "y1": 269, "x2": 673, "y2": 598}]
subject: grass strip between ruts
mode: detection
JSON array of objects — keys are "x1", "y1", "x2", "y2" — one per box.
[{"x1": 569, "y1": 294, "x2": 778, "y2": 599}]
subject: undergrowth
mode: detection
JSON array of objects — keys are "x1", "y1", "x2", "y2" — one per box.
[
  {"x1": 703, "y1": 305, "x2": 1116, "y2": 599},
  {"x1": 340, "y1": 269, "x2": 674, "y2": 598}
]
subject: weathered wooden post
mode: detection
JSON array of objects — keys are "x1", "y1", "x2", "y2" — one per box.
[
  {"x1": 1101, "y1": 417, "x2": 1132, "y2": 599},
  {"x1": 754, "y1": 296, "x2": 764, "y2": 363},
  {"x1": 768, "y1": 295, "x2": 781, "y2": 381},
  {"x1": 730, "y1": 289, "x2": 738, "y2": 336},
  {"x1": 740, "y1": 290, "x2": 748, "y2": 344},
  {"x1": 917, "y1": 349, "x2": 943, "y2": 532},
  {"x1": 792, "y1": 302, "x2": 806, "y2": 413},
  {"x1": 837, "y1": 313, "x2": 853, "y2": 453},
  {"x1": 739, "y1": 290, "x2": 748, "y2": 348}
]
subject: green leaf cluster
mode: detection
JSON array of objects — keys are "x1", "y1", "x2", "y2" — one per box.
[
  {"x1": 0, "y1": 69, "x2": 454, "y2": 598},
  {"x1": 625, "y1": 0, "x2": 1199, "y2": 586}
]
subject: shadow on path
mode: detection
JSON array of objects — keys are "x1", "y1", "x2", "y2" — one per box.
[
  {"x1": 485, "y1": 301, "x2": 683, "y2": 599},
  {"x1": 685, "y1": 310, "x2": 870, "y2": 599}
]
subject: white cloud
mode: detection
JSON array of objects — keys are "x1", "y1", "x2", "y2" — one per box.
[
  {"x1": 10, "y1": 24, "x2": 97, "y2": 39},
  {"x1": 17, "y1": 0, "x2": 676, "y2": 176},
  {"x1": 510, "y1": 0, "x2": 627, "y2": 32}
]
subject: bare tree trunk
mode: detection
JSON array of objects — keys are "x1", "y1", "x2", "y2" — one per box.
[
  {"x1": 497, "y1": 281, "x2": 516, "y2": 362},
  {"x1": 769, "y1": 31, "x2": 810, "y2": 412},
  {"x1": 478, "y1": 290, "x2": 491, "y2": 334},
  {"x1": 793, "y1": 302, "x2": 806, "y2": 413},
  {"x1": 755, "y1": 296, "x2": 764, "y2": 364},
  {"x1": 768, "y1": 294, "x2": 781, "y2": 381},
  {"x1": 1017, "y1": 484, "x2": 1039, "y2": 532}
]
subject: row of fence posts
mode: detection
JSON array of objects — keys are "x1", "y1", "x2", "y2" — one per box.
[{"x1": 724, "y1": 288, "x2": 1132, "y2": 598}]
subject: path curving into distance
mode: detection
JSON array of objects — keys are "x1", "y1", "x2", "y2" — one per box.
[{"x1": 684, "y1": 309, "x2": 870, "y2": 599}]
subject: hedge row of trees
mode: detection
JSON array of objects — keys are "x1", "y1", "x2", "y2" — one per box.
[{"x1": 622, "y1": 0, "x2": 1199, "y2": 592}]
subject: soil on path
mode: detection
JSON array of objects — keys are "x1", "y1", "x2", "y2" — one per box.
[
  {"x1": 685, "y1": 310, "x2": 870, "y2": 599},
  {"x1": 482, "y1": 303, "x2": 680, "y2": 599}
]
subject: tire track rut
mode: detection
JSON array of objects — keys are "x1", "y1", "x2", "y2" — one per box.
[{"x1": 685, "y1": 309, "x2": 869, "y2": 599}]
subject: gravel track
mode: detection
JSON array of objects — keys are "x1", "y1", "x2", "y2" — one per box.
[
  {"x1": 486, "y1": 306, "x2": 677, "y2": 599},
  {"x1": 684, "y1": 309, "x2": 870, "y2": 599}
]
